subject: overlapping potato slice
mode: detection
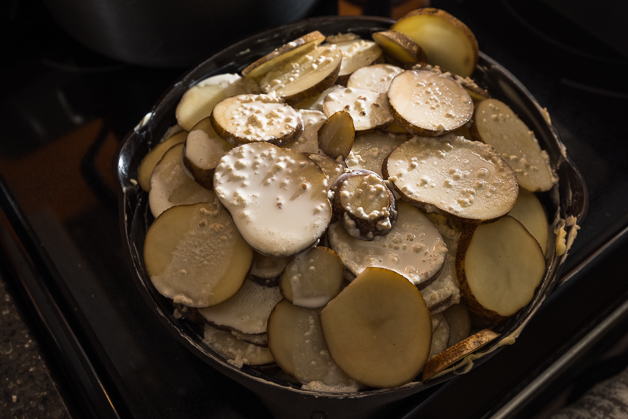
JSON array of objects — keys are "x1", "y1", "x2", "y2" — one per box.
[
  {"x1": 249, "y1": 251, "x2": 292, "y2": 286},
  {"x1": 384, "y1": 134, "x2": 519, "y2": 223},
  {"x1": 283, "y1": 109, "x2": 326, "y2": 154},
  {"x1": 198, "y1": 279, "x2": 282, "y2": 334},
  {"x1": 279, "y1": 247, "x2": 344, "y2": 308},
  {"x1": 456, "y1": 216, "x2": 546, "y2": 322},
  {"x1": 211, "y1": 94, "x2": 303, "y2": 146},
  {"x1": 372, "y1": 30, "x2": 427, "y2": 65},
  {"x1": 331, "y1": 170, "x2": 397, "y2": 240},
  {"x1": 230, "y1": 329, "x2": 268, "y2": 347},
  {"x1": 259, "y1": 45, "x2": 343, "y2": 105},
  {"x1": 345, "y1": 130, "x2": 409, "y2": 176},
  {"x1": 323, "y1": 87, "x2": 393, "y2": 131},
  {"x1": 320, "y1": 267, "x2": 432, "y2": 388},
  {"x1": 148, "y1": 143, "x2": 216, "y2": 218},
  {"x1": 422, "y1": 329, "x2": 499, "y2": 381},
  {"x1": 138, "y1": 130, "x2": 187, "y2": 191},
  {"x1": 267, "y1": 300, "x2": 359, "y2": 389},
  {"x1": 333, "y1": 39, "x2": 383, "y2": 84},
  {"x1": 347, "y1": 63, "x2": 404, "y2": 94},
  {"x1": 293, "y1": 85, "x2": 342, "y2": 112},
  {"x1": 183, "y1": 117, "x2": 235, "y2": 189},
  {"x1": 176, "y1": 73, "x2": 246, "y2": 131},
  {"x1": 144, "y1": 203, "x2": 252, "y2": 307},
  {"x1": 388, "y1": 69, "x2": 474, "y2": 136},
  {"x1": 508, "y1": 190, "x2": 549, "y2": 254},
  {"x1": 391, "y1": 8, "x2": 479, "y2": 77},
  {"x1": 429, "y1": 314, "x2": 450, "y2": 359},
  {"x1": 306, "y1": 153, "x2": 345, "y2": 188},
  {"x1": 213, "y1": 142, "x2": 332, "y2": 257},
  {"x1": 443, "y1": 304, "x2": 471, "y2": 347},
  {"x1": 328, "y1": 200, "x2": 447, "y2": 288},
  {"x1": 203, "y1": 324, "x2": 274, "y2": 367},
  {"x1": 317, "y1": 111, "x2": 355, "y2": 160},
  {"x1": 472, "y1": 99, "x2": 555, "y2": 192}
]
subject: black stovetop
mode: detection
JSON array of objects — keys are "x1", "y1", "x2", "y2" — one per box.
[{"x1": 1, "y1": 0, "x2": 627, "y2": 418}]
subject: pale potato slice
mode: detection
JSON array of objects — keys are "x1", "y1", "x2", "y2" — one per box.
[
  {"x1": 328, "y1": 200, "x2": 447, "y2": 289},
  {"x1": 144, "y1": 203, "x2": 252, "y2": 307},
  {"x1": 283, "y1": 109, "x2": 327, "y2": 154},
  {"x1": 317, "y1": 111, "x2": 355, "y2": 160},
  {"x1": 213, "y1": 142, "x2": 332, "y2": 257},
  {"x1": 242, "y1": 31, "x2": 326, "y2": 79},
  {"x1": 509, "y1": 190, "x2": 549, "y2": 255},
  {"x1": 472, "y1": 99, "x2": 555, "y2": 192},
  {"x1": 183, "y1": 117, "x2": 235, "y2": 189},
  {"x1": 138, "y1": 130, "x2": 187, "y2": 192},
  {"x1": 323, "y1": 87, "x2": 393, "y2": 131},
  {"x1": 331, "y1": 170, "x2": 397, "y2": 240},
  {"x1": 333, "y1": 39, "x2": 383, "y2": 84},
  {"x1": 429, "y1": 315, "x2": 450, "y2": 359},
  {"x1": 259, "y1": 45, "x2": 343, "y2": 105},
  {"x1": 148, "y1": 143, "x2": 216, "y2": 218},
  {"x1": 230, "y1": 330, "x2": 268, "y2": 347},
  {"x1": 210, "y1": 94, "x2": 303, "y2": 146},
  {"x1": 279, "y1": 247, "x2": 344, "y2": 308},
  {"x1": 306, "y1": 153, "x2": 345, "y2": 189},
  {"x1": 388, "y1": 69, "x2": 474, "y2": 136},
  {"x1": 267, "y1": 300, "x2": 358, "y2": 389},
  {"x1": 391, "y1": 8, "x2": 479, "y2": 77},
  {"x1": 293, "y1": 85, "x2": 342, "y2": 112},
  {"x1": 320, "y1": 267, "x2": 432, "y2": 388},
  {"x1": 176, "y1": 73, "x2": 246, "y2": 131},
  {"x1": 345, "y1": 130, "x2": 409, "y2": 177},
  {"x1": 422, "y1": 329, "x2": 499, "y2": 381},
  {"x1": 384, "y1": 134, "x2": 519, "y2": 223},
  {"x1": 249, "y1": 251, "x2": 292, "y2": 284},
  {"x1": 198, "y1": 279, "x2": 282, "y2": 334},
  {"x1": 409, "y1": 62, "x2": 490, "y2": 101},
  {"x1": 372, "y1": 30, "x2": 427, "y2": 65},
  {"x1": 347, "y1": 63, "x2": 404, "y2": 94},
  {"x1": 456, "y1": 216, "x2": 546, "y2": 322},
  {"x1": 443, "y1": 304, "x2": 471, "y2": 347},
  {"x1": 203, "y1": 324, "x2": 274, "y2": 367}
]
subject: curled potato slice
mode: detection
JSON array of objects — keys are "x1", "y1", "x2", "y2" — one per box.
[
  {"x1": 372, "y1": 30, "x2": 427, "y2": 65},
  {"x1": 144, "y1": 203, "x2": 253, "y2": 307},
  {"x1": 317, "y1": 110, "x2": 355, "y2": 160},
  {"x1": 138, "y1": 130, "x2": 187, "y2": 192}
]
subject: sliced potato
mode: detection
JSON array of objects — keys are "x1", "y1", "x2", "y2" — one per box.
[
  {"x1": 422, "y1": 329, "x2": 499, "y2": 381},
  {"x1": 372, "y1": 30, "x2": 427, "y2": 65},
  {"x1": 334, "y1": 39, "x2": 383, "y2": 84},
  {"x1": 328, "y1": 200, "x2": 447, "y2": 289},
  {"x1": 267, "y1": 300, "x2": 358, "y2": 389},
  {"x1": 176, "y1": 73, "x2": 246, "y2": 131},
  {"x1": 509, "y1": 190, "x2": 549, "y2": 255},
  {"x1": 283, "y1": 109, "x2": 327, "y2": 154},
  {"x1": 306, "y1": 153, "x2": 345, "y2": 189},
  {"x1": 323, "y1": 87, "x2": 393, "y2": 131},
  {"x1": 443, "y1": 304, "x2": 471, "y2": 347},
  {"x1": 456, "y1": 216, "x2": 546, "y2": 321},
  {"x1": 148, "y1": 143, "x2": 215, "y2": 218},
  {"x1": 198, "y1": 279, "x2": 282, "y2": 334},
  {"x1": 320, "y1": 267, "x2": 432, "y2": 388},
  {"x1": 183, "y1": 117, "x2": 235, "y2": 189},
  {"x1": 384, "y1": 134, "x2": 519, "y2": 223},
  {"x1": 293, "y1": 85, "x2": 342, "y2": 112},
  {"x1": 429, "y1": 315, "x2": 450, "y2": 359},
  {"x1": 249, "y1": 251, "x2": 292, "y2": 284},
  {"x1": 317, "y1": 110, "x2": 355, "y2": 160},
  {"x1": 213, "y1": 142, "x2": 332, "y2": 257},
  {"x1": 259, "y1": 45, "x2": 343, "y2": 105},
  {"x1": 472, "y1": 98, "x2": 555, "y2": 192},
  {"x1": 345, "y1": 130, "x2": 409, "y2": 177},
  {"x1": 138, "y1": 130, "x2": 187, "y2": 192},
  {"x1": 230, "y1": 329, "x2": 268, "y2": 347},
  {"x1": 203, "y1": 324, "x2": 274, "y2": 367},
  {"x1": 242, "y1": 31, "x2": 326, "y2": 79},
  {"x1": 144, "y1": 203, "x2": 252, "y2": 307},
  {"x1": 391, "y1": 8, "x2": 479, "y2": 77},
  {"x1": 388, "y1": 69, "x2": 474, "y2": 136},
  {"x1": 347, "y1": 63, "x2": 404, "y2": 94},
  {"x1": 210, "y1": 94, "x2": 303, "y2": 146},
  {"x1": 279, "y1": 247, "x2": 344, "y2": 308}
]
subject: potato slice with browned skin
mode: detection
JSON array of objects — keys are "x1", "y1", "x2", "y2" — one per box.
[
  {"x1": 472, "y1": 98, "x2": 555, "y2": 192},
  {"x1": 210, "y1": 94, "x2": 303, "y2": 146},
  {"x1": 279, "y1": 247, "x2": 344, "y2": 308},
  {"x1": 320, "y1": 267, "x2": 432, "y2": 388},
  {"x1": 384, "y1": 134, "x2": 519, "y2": 223},
  {"x1": 456, "y1": 216, "x2": 546, "y2": 322},
  {"x1": 203, "y1": 324, "x2": 274, "y2": 367},
  {"x1": 331, "y1": 170, "x2": 397, "y2": 240},
  {"x1": 138, "y1": 130, "x2": 187, "y2": 192},
  {"x1": 317, "y1": 110, "x2": 355, "y2": 160},
  {"x1": 213, "y1": 142, "x2": 332, "y2": 257},
  {"x1": 345, "y1": 130, "x2": 409, "y2": 177},
  {"x1": 144, "y1": 203, "x2": 253, "y2": 307},
  {"x1": 392, "y1": 8, "x2": 479, "y2": 77},
  {"x1": 148, "y1": 143, "x2": 216, "y2": 218},
  {"x1": 323, "y1": 87, "x2": 393, "y2": 131},
  {"x1": 509, "y1": 190, "x2": 549, "y2": 255},
  {"x1": 388, "y1": 69, "x2": 474, "y2": 136},
  {"x1": 183, "y1": 117, "x2": 235, "y2": 189},
  {"x1": 422, "y1": 329, "x2": 499, "y2": 381},
  {"x1": 372, "y1": 30, "x2": 427, "y2": 65},
  {"x1": 333, "y1": 39, "x2": 383, "y2": 84}
]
